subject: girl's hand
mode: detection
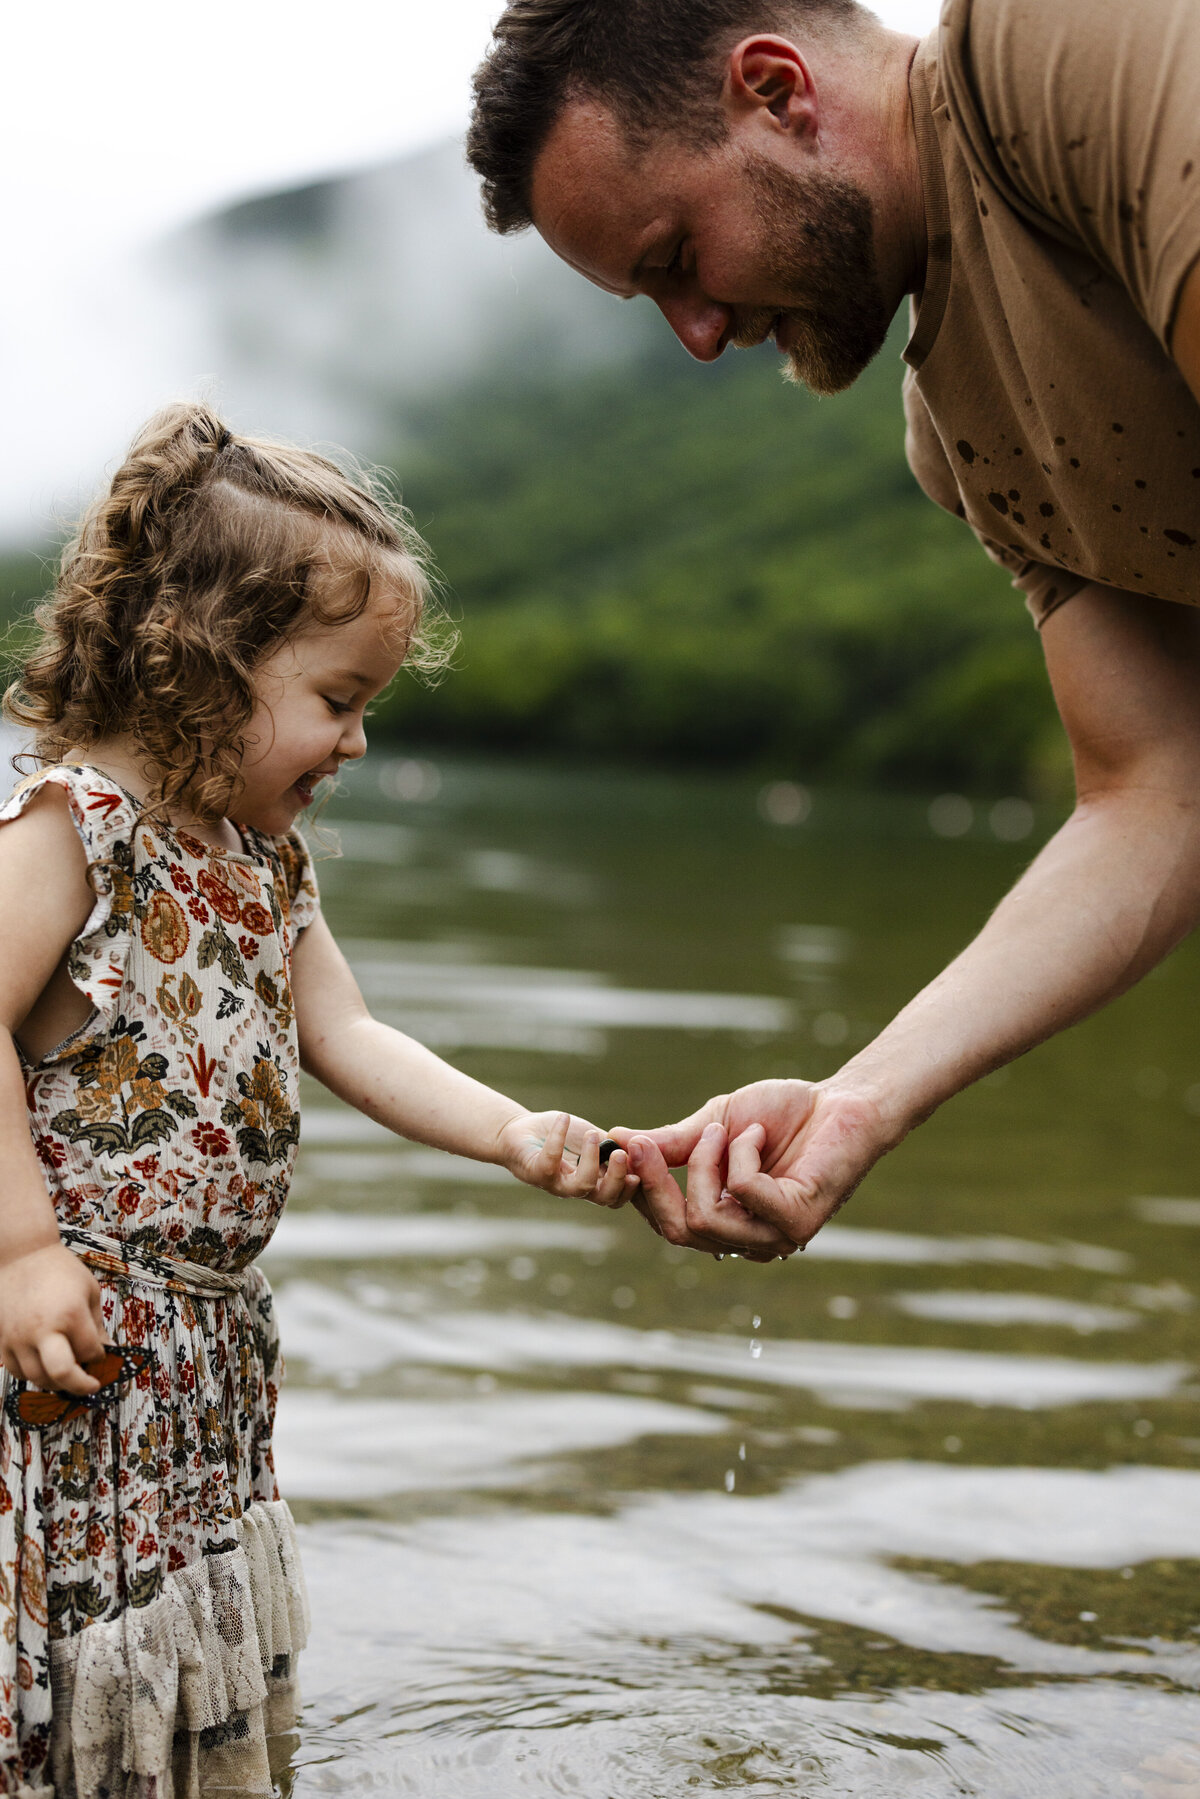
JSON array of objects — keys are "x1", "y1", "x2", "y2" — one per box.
[
  {"x1": 0, "y1": 1243, "x2": 107, "y2": 1394},
  {"x1": 497, "y1": 1111, "x2": 637, "y2": 1208}
]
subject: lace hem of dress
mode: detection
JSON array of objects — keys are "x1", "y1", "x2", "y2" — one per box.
[{"x1": 46, "y1": 1499, "x2": 309, "y2": 1799}]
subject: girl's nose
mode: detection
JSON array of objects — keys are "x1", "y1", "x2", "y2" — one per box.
[
  {"x1": 657, "y1": 291, "x2": 733, "y2": 362},
  {"x1": 339, "y1": 714, "x2": 368, "y2": 760}
]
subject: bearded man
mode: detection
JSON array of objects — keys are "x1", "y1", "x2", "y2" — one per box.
[{"x1": 466, "y1": 0, "x2": 1200, "y2": 1261}]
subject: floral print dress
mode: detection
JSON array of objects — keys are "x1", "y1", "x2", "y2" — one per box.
[{"x1": 0, "y1": 765, "x2": 318, "y2": 1799}]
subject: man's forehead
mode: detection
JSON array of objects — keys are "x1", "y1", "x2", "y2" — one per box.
[{"x1": 530, "y1": 100, "x2": 676, "y2": 295}]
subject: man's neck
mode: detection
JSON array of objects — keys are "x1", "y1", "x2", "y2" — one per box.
[{"x1": 826, "y1": 26, "x2": 928, "y2": 311}]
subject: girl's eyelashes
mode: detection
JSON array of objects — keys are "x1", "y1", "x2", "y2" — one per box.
[{"x1": 324, "y1": 697, "x2": 353, "y2": 716}]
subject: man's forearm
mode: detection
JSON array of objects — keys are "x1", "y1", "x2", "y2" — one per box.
[{"x1": 829, "y1": 783, "x2": 1200, "y2": 1143}]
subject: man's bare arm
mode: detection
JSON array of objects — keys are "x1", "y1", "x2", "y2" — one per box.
[
  {"x1": 1170, "y1": 259, "x2": 1200, "y2": 404},
  {"x1": 625, "y1": 582, "x2": 1200, "y2": 1245}
]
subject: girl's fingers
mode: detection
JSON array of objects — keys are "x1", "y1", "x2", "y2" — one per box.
[
  {"x1": 87, "y1": 1278, "x2": 105, "y2": 1332},
  {"x1": 38, "y1": 1330, "x2": 99, "y2": 1396},
  {"x1": 69, "y1": 1304, "x2": 108, "y2": 1376},
  {"x1": 593, "y1": 1147, "x2": 631, "y2": 1208},
  {"x1": 15, "y1": 1345, "x2": 50, "y2": 1390},
  {"x1": 540, "y1": 1111, "x2": 571, "y2": 1175},
  {"x1": 570, "y1": 1129, "x2": 602, "y2": 1193}
]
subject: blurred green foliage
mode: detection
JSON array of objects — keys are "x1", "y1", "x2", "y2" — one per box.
[
  {"x1": 0, "y1": 327, "x2": 1069, "y2": 797},
  {"x1": 0, "y1": 550, "x2": 48, "y2": 624},
  {"x1": 0, "y1": 550, "x2": 50, "y2": 680},
  {"x1": 383, "y1": 324, "x2": 1067, "y2": 796}
]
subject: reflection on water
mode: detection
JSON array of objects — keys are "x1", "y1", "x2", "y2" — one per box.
[{"x1": 279, "y1": 757, "x2": 1200, "y2": 1795}]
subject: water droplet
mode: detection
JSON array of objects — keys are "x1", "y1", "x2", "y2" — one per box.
[
  {"x1": 738, "y1": 1442, "x2": 747, "y2": 1462},
  {"x1": 751, "y1": 1316, "x2": 762, "y2": 1330},
  {"x1": 748, "y1": 1340, "x2": 763, "y2": 1360},
  {"x1": 724, "y1": 1469, "x2": 736, "y2": 1492}
]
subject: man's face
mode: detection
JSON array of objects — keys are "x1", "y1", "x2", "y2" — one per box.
[{"x1": 530, "y1": 100, "x2": 892, "y2": 396}]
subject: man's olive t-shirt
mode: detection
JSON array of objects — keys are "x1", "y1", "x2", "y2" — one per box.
[{"x1": 903, "y1": 0, "x2": 1200, "y2": 626}]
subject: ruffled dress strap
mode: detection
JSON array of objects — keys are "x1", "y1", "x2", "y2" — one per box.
[{"x1": 0, "y1": 763, "x2": 139, "y2": 1061}]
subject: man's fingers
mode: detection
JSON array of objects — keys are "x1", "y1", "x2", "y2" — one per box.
[
  {"x1": 679, "y1": 1124, "x2": 796, "y2": 1255},
  {"x1": 609, "y1": 1101, "x2": 724, "y2": 1170},
  {"x1": 627, "y1": 1136, "x2": 790, "y2": 1257},
  {"x1": 725, "y1": 1122, "x2": 831, "y2": 1245},
  {"x1": 629, "y1": 1191, "x2": 664, "y2": 1237},
  {"x1": 626, "y1": 1136, "x2": 724, "y2": 1249},
  {"x1": 682, "y1": 1123, "x2": 782, "y2": 1249},
  {"x1": 679, "y1": 1121, "x2": 727, "y2": 1237}
]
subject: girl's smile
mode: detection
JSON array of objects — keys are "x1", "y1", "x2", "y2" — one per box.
[{"x1": 233, "y1": 586, "x2": 410, "y2": 835}]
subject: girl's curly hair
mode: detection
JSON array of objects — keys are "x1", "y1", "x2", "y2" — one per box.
[{"x1": 5, "y1": 402, "x2": 453, "y2": 822}]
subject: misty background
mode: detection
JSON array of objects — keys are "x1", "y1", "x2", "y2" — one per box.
[{"x1": 1, "y1": 0, "x2": 1061, "y2": 796}]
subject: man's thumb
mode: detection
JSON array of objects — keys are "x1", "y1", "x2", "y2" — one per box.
[{"x1": 607, "y1": 1113, "x2": 709, "y2": 1168}]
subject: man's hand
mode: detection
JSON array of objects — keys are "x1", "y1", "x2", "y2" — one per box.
[
  {"x1": 620, "y1": 584, "x2": 1200, "y2": 1255},
  {"x1": 613, "y1": 1078, "x2": 896, "y2": 1251}
]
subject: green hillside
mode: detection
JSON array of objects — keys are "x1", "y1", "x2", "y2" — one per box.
[
  {"x1": 0, "y1": 324, "x2": 1068, "y2": 796},
  {"x1": 383, "y1": 324, "x2": 1065, "y2": 795}
]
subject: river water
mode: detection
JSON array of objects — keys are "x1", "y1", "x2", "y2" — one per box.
[{"x1": 267, "y1": 754, "x2": 1200, "y2": 1796}]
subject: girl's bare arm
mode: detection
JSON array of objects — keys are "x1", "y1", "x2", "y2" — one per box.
[
  {"x1": 0, "y1": 788, "x2": 107, "y2": 1393},
  {"x1": 291, "y1": 911, "x2": 638, "y2": 1207}
]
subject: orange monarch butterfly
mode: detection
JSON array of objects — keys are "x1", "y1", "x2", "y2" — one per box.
[{"x1": 4, "y1": 1345, "x2": 151, "y2": 1430}]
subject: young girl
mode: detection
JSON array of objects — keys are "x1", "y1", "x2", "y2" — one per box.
[{"x1": 0, "y1": 403, "x2": 639, "y2": 1799}]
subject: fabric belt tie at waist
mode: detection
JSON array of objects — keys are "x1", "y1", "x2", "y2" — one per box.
[{"x1": 61, "y1": 1225, "x2": 248, "y2": 1299}]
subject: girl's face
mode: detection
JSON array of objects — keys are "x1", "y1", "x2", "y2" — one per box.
[{"x1": 231, "y1": 583, "x2": 410, "y2": 834}]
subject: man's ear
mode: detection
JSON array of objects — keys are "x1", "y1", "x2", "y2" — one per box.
[{"x1": 725, "y1": 35, "x2": 817, "y2": 137}]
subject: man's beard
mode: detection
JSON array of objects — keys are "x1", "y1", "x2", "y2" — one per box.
[{"x1": 731, "y1": 154, "x2": 892, "y2": 396}]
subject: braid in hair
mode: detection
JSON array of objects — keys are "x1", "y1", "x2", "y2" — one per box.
[{"x1": 6, "y1": 402, "x2": 451, "y2": 821}]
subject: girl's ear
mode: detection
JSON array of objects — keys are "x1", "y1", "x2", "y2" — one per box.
[{"x1": 724, "y1": 35, "x2": 818, "y2": 139}]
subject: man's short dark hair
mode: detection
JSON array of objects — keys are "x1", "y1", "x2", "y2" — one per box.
[{"x1": 467, "y1": 0, "x2": 866, "y2": 235}]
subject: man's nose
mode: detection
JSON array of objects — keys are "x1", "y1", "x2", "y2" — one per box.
[{"x1": 656, "y1": 291, "x2": 733, "y2": 362}]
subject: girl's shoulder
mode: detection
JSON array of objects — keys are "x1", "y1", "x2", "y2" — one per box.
[{"x1": 0, "y1": 760, "x2": 139, "y2": 863}]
